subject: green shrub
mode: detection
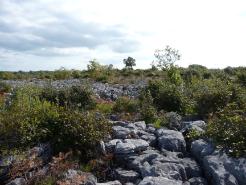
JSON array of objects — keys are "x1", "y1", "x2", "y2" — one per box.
[
  {"x1": 167, "y1": 67, "x2": 183, "y2": 85},
  {"x1": 95, "y1": 74, "x2": 109, "y2": 83},
  {"x1": 0, "y1": 86, "x2": 111, "y2": 157},
  {"x1": 96, "y1": 102, "x2": 114, "y2": 114},
  {"x1": 185, "y1": 128, "x2": 204, "y2": 141},
  {"x1": 53, "y1": 68, "x2": 72, "y2": 80},
  {"x1": 0, "y1": 72, "x2": 15, "y2": 80},
  {"x1": 146, "y1": 80, "x2": 186, "y2": 113},
  {"x1": 71, "y1": 70, "x2": 82, "y2": 79},
  {"x1": 237, "y1": 73, "x2": 246, "y2": 87},
  {"x1": 0, "y1": 86, "x2": 45, "y2": 148},
  {"x1": 206, "y1": 103, "x2": 246, "y2": 157},
  {"x1": 153, "y1": 119, "x2": 162, "y2": 129},
  {"x1": 113, "y1": 97, "x2": 138, "y2": 113},
  {"x1": 139, "y1": 90, "x2": 157, "y2": 123},
  {"x1": 182, "y1": 69, "x2": 201, "y2": 83},
  {"x1": 40, "y1": 86, "x2": 96, "y2": 110},
  {"x1": 194, "y1": 79, "x2": 232, "y2": 117}
]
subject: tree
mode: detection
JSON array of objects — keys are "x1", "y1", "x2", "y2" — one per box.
[
  {"x1": 87, "y1": 59, "x2": 114, "y2": 72},
  {"x1": 87, "y1": 59, "x2": 102, "y2": 71},
  {"x1": 123, "y1": 57, "x2": 136, "y2": 69},
  {"x1": 153, "y1": 45, "x2": 181, "y2": 70},
  {"x1": 153, "y1": 46, "x2": 182, "y2": 85}
]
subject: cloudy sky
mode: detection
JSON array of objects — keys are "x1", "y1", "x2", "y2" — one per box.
[{"x1": 0, "y1": 0, "x2": 246, "y2": 71}]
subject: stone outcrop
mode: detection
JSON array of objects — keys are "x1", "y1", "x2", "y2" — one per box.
[
  {"x1": 4, "y1": 79, "x2": 146, "y2": 101},
  {"x1": 103, "y1": 120, "x2": 246, "y2": 185},
  {"x1": 3, "y1": 119, "x2": 246, "y2": 185},
  {"x1": 103, "y1": 121, "x2": 207, "y2": 185}
]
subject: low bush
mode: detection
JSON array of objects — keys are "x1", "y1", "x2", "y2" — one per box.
[
  {"x1": 146, "y1": 80, "x2": 186, "y2": 113},
  {"x1": 185, "y1": 128, "x2": 204, "y2": 141},
  {"x1": 40, "y1": 85, "x2": 96, "y2": 110},
  {"x1": 96, "y1": 101, "x2": 114, "y2": 114},
  {"x1": 206, "y1": 103, "x2": 246, "y2": 157},
  {"x1": 53, "y1": 68, "x2": 72, "y2": 80},
  {"x1": 193, "y1": 79, "x2": 232, "y2": 118},
  {"x1": 152, "y1": 111, "x2": 181, "y2": 130},
  {"x1": 95, "y1": 74, "x2": 109, "y2": 83},
  {"x1": 113, "y1": 96, "x2": 138, "y2": 113},
  {"x1": 0, "y1": 86, "x2": 111, "y2": 158},
  {"x1": 138, "y1": 90, "x2": 157, "y2": 123},
  {"x1": 237, "y1": 72, "x2": 246, "y2": 87},
  {"x1": 0, "y1": 72, "x2": 16, "y2": 80}
]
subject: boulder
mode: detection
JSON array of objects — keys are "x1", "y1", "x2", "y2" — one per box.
[
  {"x1": 115, "y1": 142, "x2": 135, "y2": 154},
  {"x1": 114, "y1": 168, "x2": 140, "y2": 183},
  {"x1": 105, "y1": 139, "x2": 122, "y2": 153},
  {"x1": 96, "y1": 180, "x2": 122, "y2": 185},
  {"x1": 181, "y1": 120, "x2": 206, "y2": 134},
  {"x1": 126, "y1": 149, "x2": 161, "y2": 171},
  {"x1": 164, "y1": 112, "x2": 182, "y2": 131},
  {"x1": 112, "y1": 126, "x2": 132, "y2": 139},
  {"x1": 187, "y1": 177, "x2": 208, "y2": 185},
  {"x1": 140, "y1": 133, "x2": 156, "y2": 146},
  {"x1": 181, "y1": 158, "x2": 202, "y2": 178},
  {"x1": 124, "y1": 183, "x2": 134, "y2": 185},
  {"x1": 124, "y1": 149, "x2": 188, "y2": 181},
  {"x1": 134, "y1": 121, "x2": 146, "y2": 130},
  {"x1": 146, "y1": 124, "x2": 156, "y2": 134},
  {"x1": 61, "y1": 169, "x2": 97, "y2": 185},
  {"x1": 124, "y1": 139, "x2": 149, "y2": 152},
  {"x1": 140, "y1": 161, "x2": 187, "y2": 181},
  {"x1": 157, "y1": 129, "x2": 186, "y2": 153},
  {"x1": 125, "y1": 123, "x2": 138, "y2": 130},
  {"x1": 202, "y1": 151, "x2": 246, "y2": 185},
  {"x1": 115, "y1": 139, "x2": 149, "y2": 155},
  {"x1": 223, "y1": 156, "x2": 246, "y2": 185},
  {"x1": 190, "y1": 139, "x2": 214, "y2": 162},
  {"x1": 203, "y1": 154, "x2": 238, "y2": 185},
  {"x1": 138, "y1": 176, "x2": 182, "y2": 185},
  {"x1": 111, "y1": 121, "x2": 128, "y2": 127}
]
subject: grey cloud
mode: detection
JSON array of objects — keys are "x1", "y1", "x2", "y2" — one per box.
[
  {"x1": 0, "y1": 19, "x2": 16, "y2": 33},
  {"x1": 0, "y1": 0, "x2": 139, "y2": 57}
]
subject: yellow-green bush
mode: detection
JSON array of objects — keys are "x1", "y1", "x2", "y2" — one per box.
[
  {"x1": 96, "y1": 102, "x2": 114, "y2": 114},
  {"x1": 113, "y1": 96, "x2": 138, "y2": 113}
]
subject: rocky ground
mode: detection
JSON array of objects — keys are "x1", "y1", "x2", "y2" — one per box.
[
  {"x1": 1, "y1": 80, "x2": 246, "y2": 185},
  {"x1": 2, "y1": 119, "x2": 246, "y2": 185},
  {"x1": 3, "y1": 79, "x2": 146, "y2": 100}
]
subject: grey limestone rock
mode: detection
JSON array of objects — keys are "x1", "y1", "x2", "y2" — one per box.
[
  {"x1": 138, "y1": 176, "x2": 182, "y2": 185},
  {"x1": 157, "y1": 129, "x2": 186, "y2": 153},
  {"x1": 190, "y1": 139, "x2": 215, "y2": 162},
  {"x1": 114, "y1": 168, "x2": 140, "y2": 183},
  {"x1": 115, "y1": 139, "x2": 149, "y2": 155}
]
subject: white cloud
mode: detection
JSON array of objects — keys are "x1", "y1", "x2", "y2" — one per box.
[{"x1": 0, "y1": 0, "x2": 246, "y2": 71}]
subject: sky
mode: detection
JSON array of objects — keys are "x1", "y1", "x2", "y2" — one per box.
[{"x1": 0, "y1": 0, "x2": 246, "y2": 71}]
